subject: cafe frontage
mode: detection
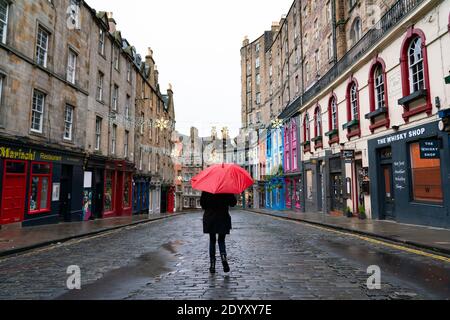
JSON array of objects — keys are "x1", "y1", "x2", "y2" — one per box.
[
  {"x1": 0, "y1": 138, "x2": 85, "y2": 226},
  {"x1": 367, "y1": 121, "x2": 450, "y2": 229}
]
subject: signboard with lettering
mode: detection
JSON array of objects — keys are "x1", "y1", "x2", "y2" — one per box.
[
  {"x1": 342, "y1": 150, "x2": 355, "y2": 163},
  {"x1": 376, "y1": 127, "x2": 427, "y2": 146},
  {"x1": 419, "y1": 139, "x2": 440, "y2": 159},
  {"x1": 0, "y1": 145, "x2": 82, "y2": 165}
]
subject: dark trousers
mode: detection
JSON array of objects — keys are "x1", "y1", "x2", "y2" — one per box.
[{"x1": 209, "y1": 234, "x2": 226, "y2": 260}]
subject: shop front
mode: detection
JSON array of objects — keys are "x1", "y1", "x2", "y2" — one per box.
[
  {"x1": 84, "y1": 155, "x2": 106, "y2": 220},
  {"x1": 0, "y1": 139, "x2": 84, "y2": 226},
  {"x1": 265, "y1": 177, "x2": 285, "y2": 210},
  {"x1": 368, "y1": 121, "x2": 450, "y2": 228},
  {"x1": 103, "y1": 160, "x2": 134, "y2": 218},
  {"x1": 303, "y1": 160, "x2": 324, "y2": 213},
  {"x1": 132, "y1": 176, "x2": 150, "y2": 215},
  {"x1": 326, "y1": 155, "x2": 345, "y2": 215},
  {"x1": 284, "y1": 174, "x2": 303, "y2": 212}
]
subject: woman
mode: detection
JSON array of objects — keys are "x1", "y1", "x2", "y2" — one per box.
[{"x1": 200, "y1": 191, "x2": 237, "y2": 274}]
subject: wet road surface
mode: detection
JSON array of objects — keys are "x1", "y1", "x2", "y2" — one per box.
[{"x1": 0, "y1": 211, "x2": 449, "y2": 300}]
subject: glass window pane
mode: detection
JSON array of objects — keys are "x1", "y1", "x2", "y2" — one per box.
[
  {"x1": 410, "y1": 142, "x2": 443, "y2": 203},
  {"x1": 32, "y1": 163, "x2": 51, "y2": 174},
  {"x1": 104, "y1": 171, "x2": 113, "y2": 211},
  {"x1": 40, "y1": 177, "x2": 49, "y2": 209},
  {"x1": 6, "y1": 161, "x2": 26, "y2": 173},
  {"x1": 30, "y1": 177, "x2": 39, "y2": 211}
]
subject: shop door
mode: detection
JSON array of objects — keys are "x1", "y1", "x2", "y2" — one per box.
[
  {"x1": 381, "y1": 165, "x2": 395, "y2": 220},
  {"x1": 318, "y1": 162, "x2": 323, "y2": 212},
  {"x1": 1, "y1": 160, "x2": 27, "y2": 224},
  {"x1": 330, "y1": 173, "x2": 344, "y2": 212},
  {"x1": 60, "y1": 165, "x2": 73, "y2": 222},
  {"x1": 93, "y1": 169, "x2": 104, "y2": 219}
]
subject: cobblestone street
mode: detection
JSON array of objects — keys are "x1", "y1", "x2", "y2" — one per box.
[{"x1": 0, "y1": 211, "x2": 449, "y2": 300}]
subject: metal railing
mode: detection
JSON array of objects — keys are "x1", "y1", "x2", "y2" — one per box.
[{"x1": 281, "y1": 0, "x2": 425, "y2": 119}]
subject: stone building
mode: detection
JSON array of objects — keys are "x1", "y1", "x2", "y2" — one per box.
[
  {"x1": 241, "y1": 0, "x2": 450, "y2": 228},
  {"x1": 0, "y1": 0, "x2": 175, "y2": 227},
  {"x1": 0, "y1": 0, "x2": 91, "y2": 225}
]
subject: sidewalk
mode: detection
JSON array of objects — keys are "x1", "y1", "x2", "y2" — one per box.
[
  {"x1": 247, "y1": 208, "x2": 450, "y2": 256},
  {"x1": 0, "y1": 212, "x2": 187, "y2": 257}
]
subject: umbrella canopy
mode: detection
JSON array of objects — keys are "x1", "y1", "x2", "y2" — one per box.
[{"x1": 191, "y1": 164, "x2": 254, "y2": 194}]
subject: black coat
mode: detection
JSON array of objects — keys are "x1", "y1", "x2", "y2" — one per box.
[{"x1": 201, "y1": 192, "x2": 237, "y2": 235}]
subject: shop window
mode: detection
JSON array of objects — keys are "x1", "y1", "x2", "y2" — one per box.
[
  {"x1": 399, "y1": 28, "x2": 431, "y2": 121},
  {"x1": 104, "y1": 170, "x2": 115, "y2": 212},
  {"x1": 306, "y1": 170, "x2": 313, "y2": 200},
  {"x1": 29, "y1": 162, "x2": 52, "y2": 214},
  {"x1": 366, "y1": 57, "x2": 390, "y2": 132},
  {"x1": 123, "y1": 173, "x2": 131, "y2": 208},
  {"x1": 409, "y1": 142, "x2": 443, "y2": 204}
]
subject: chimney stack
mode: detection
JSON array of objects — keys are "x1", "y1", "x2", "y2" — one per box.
[
  {"x1": 242, "y1": 36, "x2": 249, "y2": 47},
  {"x1": 107, "y1": 12, "x2": 116, "y2": 33}
]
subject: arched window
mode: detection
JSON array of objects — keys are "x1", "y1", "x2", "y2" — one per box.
[
  {"x1": 408, "y1": 37, "x2": 424, "y2": 93},
  {"x1": 350, "y1": 17, "x2": 362, "y2": 46},
  {"x1": 304, "y1": 113, "x2": 310, "y2": 142},
  {"x1": 374, "y1": 65, "x2": 385, "y2": 109},
  {"x1": 314, "y1": 106, "x2": 322, "y2": 137},
  {"x1": 399, "y1": 28, "x2": 431, "y2": 122},
  {"x1": 349, "y1": 82, "x2": 358, "y2": 120},
  {"x1": 345, "y1": 77, "x2": 361, "y2": 138},
  {"x1": 367, "y1": 57, "x2": 390, "y2": 132},
  {"x1": 330, "y1": 96, "x2": 338, "y2": 131}
]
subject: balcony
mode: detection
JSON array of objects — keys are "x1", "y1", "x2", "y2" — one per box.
[{"x1": 279, "y1": 0, "x2": 425, "y2": 120}]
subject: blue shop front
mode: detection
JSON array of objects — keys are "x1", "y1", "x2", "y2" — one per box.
[
  {"x1": 367, "y1": 121, "x2": 450, "y2": 229},
  {"x1": 133, "y1": 176, "x2": 150, "y2": 214}
]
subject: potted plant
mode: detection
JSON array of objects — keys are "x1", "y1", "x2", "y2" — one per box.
[
  {"x1": 345, "y1": 206, "x2": 353, "y2": 218},
  {"x1": 358, "y1": 205, "x2": 367, "y2": 220}
]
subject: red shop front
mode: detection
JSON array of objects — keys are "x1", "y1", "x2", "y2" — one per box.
[{"x1": 103, "y1": 160, "x2": 134, "y2": 218}]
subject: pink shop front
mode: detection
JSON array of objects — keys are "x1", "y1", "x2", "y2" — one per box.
[{"x1": 284, "y1": 174, "x2": 303, "y2": 212}]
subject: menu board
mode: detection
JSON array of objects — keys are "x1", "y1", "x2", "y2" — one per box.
[{"x1": 393, "y1": 161, "x2": 407, "y2": 191}]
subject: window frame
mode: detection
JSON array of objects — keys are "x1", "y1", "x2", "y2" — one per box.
[
  {"x1": 314, "y1": 105, "x2": 322, "y2": 138},
  {"x1": 112, "y1": 84, "x2": 119, "y2": 111},
  {"x1": 31, "y1": 89, "x2": 45, "y2": 133},
  {"x1": 98, "y1": 28, "x2": 105, "y2": 56},
  {"x1": 95, "y1": 116, "x2": 102, "y2": 151},
  {"x1": 66, "y1": 48, "x2": 77, "y2": 84},
  {"x1": 399, "y1": 28, "x2": 432, "y2": 121},
  {"x1": 63, "y1": 104, "x2": 74, "y2": 141},
  {"x1": 111, "y1": 124, "x2": 117, "y2": 155},
  {"x1": 408, "y1": 141, "x2": 444, "y2": 205},
  {"x1": 0, "y1": 0, "x2": 9, "y2": 44},
  {"x1": 36, "y1": 26, "x2": 50, "y2": 67},
  {"x1": 96, "y1": 71, "x2": 104, "y2": 102}
]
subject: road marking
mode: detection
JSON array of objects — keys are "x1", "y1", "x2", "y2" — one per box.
[{"x1": 257, "y1": 213, "x2": 450, "y2": 264}]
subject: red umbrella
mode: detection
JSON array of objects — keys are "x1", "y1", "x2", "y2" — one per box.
[{"x1": 191, "y1": 164, "x2": 254, "y2": 194}]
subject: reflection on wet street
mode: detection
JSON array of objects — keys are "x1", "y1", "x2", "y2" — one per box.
[{"x1": 0, "y1": 211, "x2": 449, "y2": 300}]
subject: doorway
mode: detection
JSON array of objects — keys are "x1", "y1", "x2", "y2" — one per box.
[
  {"x1": 93, "y1": 169, "x2": 104, "y2": 219},
  {"x1": 330, "y1": 173, "x2": 344, "y2": 212},
  {"x1": 1, "y1": 160, "x2": 27, "y2": 225},
  {"x1": 60, "y1": 165, "x2": 73, "y2": 222},
  {"x1": 381, "y1": 164, "x2": 396, "y2": 220}
]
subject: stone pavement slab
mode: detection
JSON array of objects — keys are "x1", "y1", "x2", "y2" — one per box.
[{"x1": 247, "y1": 208, "x2": 450, "y2": 255}]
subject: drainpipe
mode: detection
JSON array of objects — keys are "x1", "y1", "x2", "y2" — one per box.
[
  {"x1": 331, "y1": 0, "x2": 338, "y2": 64},
  {"x1": 299, "y1": 0, "x2": 305, "y2": 108}
]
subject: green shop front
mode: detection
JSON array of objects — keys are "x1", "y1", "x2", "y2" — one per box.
[{"x1": 0, "y1": 139, "x2": 85, "y2": 226}]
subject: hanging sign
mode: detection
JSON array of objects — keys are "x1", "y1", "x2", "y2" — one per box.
[{"x1": 342, "y1": 150, "x2": 355, "y2": 163}]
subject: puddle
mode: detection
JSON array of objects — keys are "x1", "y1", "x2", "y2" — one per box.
[
  {"x1": 318, "y1": 238, "x2": 450, "y2": 299},
  {"x1": 57, "y1": 241, "x2": 185, "y2": 300}
]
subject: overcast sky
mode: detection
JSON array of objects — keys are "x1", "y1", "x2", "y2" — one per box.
[{"x1": 87, "y1": 0, "x2": 293, "y2": 137}]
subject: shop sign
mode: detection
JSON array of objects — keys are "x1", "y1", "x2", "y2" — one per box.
[
  {"x1": 419, "y1": 139, "x2": 440, "y2": 159},
  {"x1": 376, "y1": 127, "x2": 426, "y2": 145},
  {"x1": 52, "y1": 183, "x2": 61, "y2": 201},
  {"x1": 0, "y1": 145, "x2": 82, "y2": 164},
  {"x1": 342, "y1": 150, "x2": 354, "y2": 163}
]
